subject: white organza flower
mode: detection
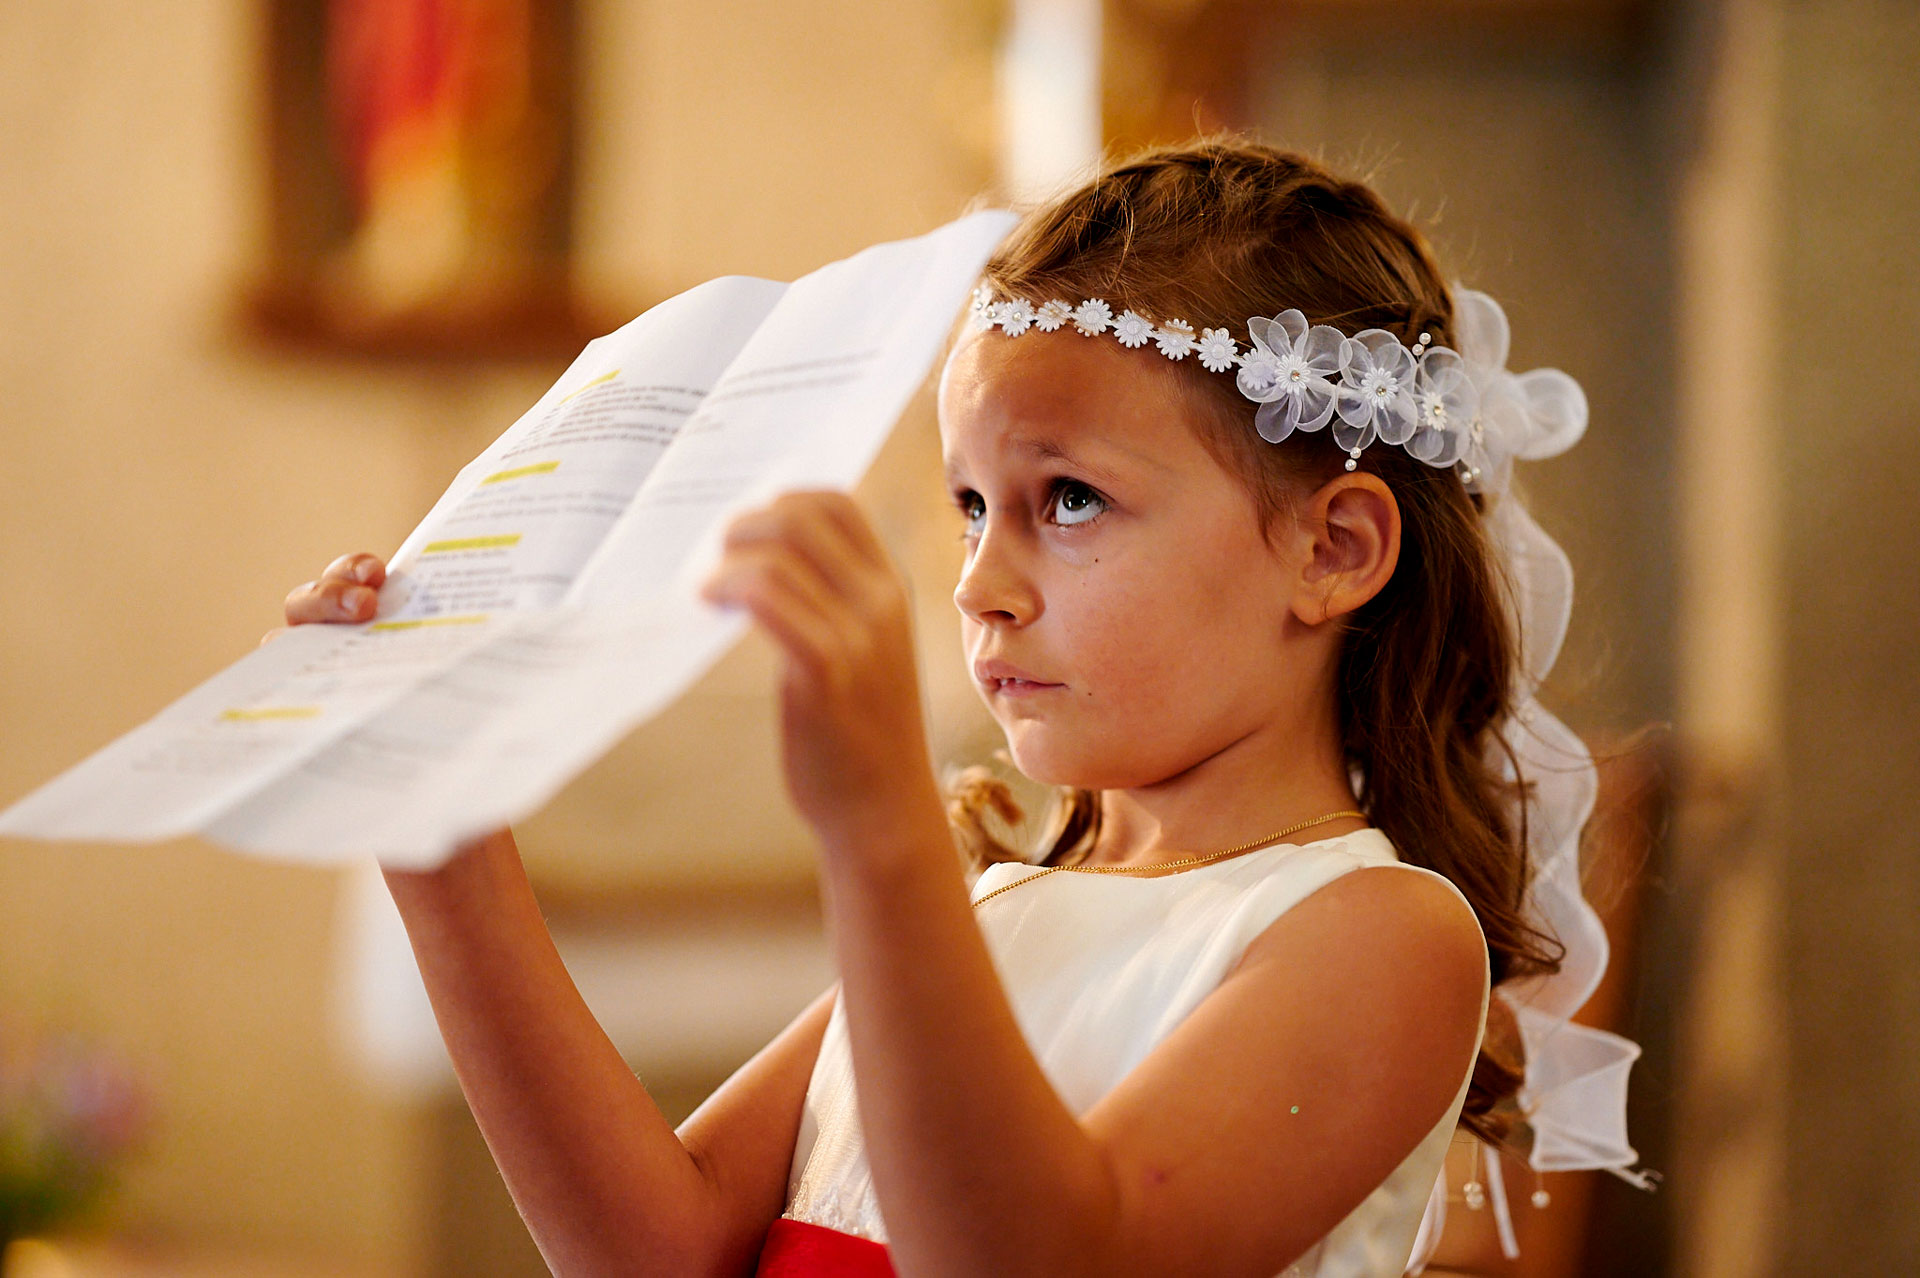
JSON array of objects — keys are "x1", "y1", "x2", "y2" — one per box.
[
  {"x1": 1404, "y1": 346, "x2": 1479, "y2": 466},
  {"x1": 1113, "y1": 309, "x2": 1155, "y2": 349},
  {"x1": 1197, "y1": 327, "x2": 1237, "y2": 373},
  {"x1": 1445, "y1": 286, "x2": 1588, "y2": 491},
  {"x1": 1154, "y1": 319, "x2": 1197, "y2": 360},
  {"x1": 1333, "y1": 328, "x2": 1419, "y2": 453},
  {"x1": 1511, "y1": 367, "x2": 1588, "y2": 460},
  {"x1": 1034, "y1": 299, "x2": 1073, "y2": 332},
  {"x1": 998, "y1": 298, "x2": 1035, "y2": 337},
  {"x1": 1236, "y1": 309, "x2": 1343, "y2": 444},
  {"x1": 1072, "y1": 299, "x2": 1113, "y2": 336}
]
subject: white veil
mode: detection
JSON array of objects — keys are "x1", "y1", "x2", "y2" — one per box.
[{"x1": 1406, "y1": 287, "x2": 1657, "y2": 1272}]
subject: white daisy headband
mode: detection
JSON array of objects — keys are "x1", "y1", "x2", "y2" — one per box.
[
  {"x1": 967, "y1": 282, "x2": 1590, "y2": 502},
  {"x1": 967, "y1": 275, "x2": 1656, "y2": 1257}
]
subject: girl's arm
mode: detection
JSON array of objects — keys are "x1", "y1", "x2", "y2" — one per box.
[
  {"x1": 699, "y1": 493, "x2": 1120, "y2": 1273},
  {"x1": 384, "y1": 830, "x2": 716, "y2": 1273},
  {"x1": 283, "y1": 554, "x2": 831, "y2": 1277},
  {"x1": 702, "y1": 494, "x2": 1488, "y2": 1278},
  {"x1": 383, "y1": 828, "x2": 839, "y2": 1278},
  {"x1": 821, "y1": 825, "x2": 1485, "y2": 1278}
]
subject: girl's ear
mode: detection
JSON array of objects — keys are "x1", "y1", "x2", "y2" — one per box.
[{"x1": 1290, "y1": 473, "x2": 1402, "y2": 625}]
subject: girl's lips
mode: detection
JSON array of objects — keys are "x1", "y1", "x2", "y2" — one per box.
[
  {"x1": 974, "y1": 657, "x2": 1057, "y2": 685},
  {"x1": 989, "y1": 676, "x2": 1062, "y2": 696}
]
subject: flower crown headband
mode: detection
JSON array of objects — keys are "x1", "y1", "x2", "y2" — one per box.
[
  {"x1": 967, "y1": 282, "x2": 1589, "y2": 502},
  {"x1": 966, "y1": 276, "x2": 1655, "y2": 1262}
]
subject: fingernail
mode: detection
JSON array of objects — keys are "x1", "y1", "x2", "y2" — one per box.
[
  {"x1": 341, "y1": 586, "x2": 371, "y2": 616},
  {"x1": 354, "y1": 558, "x2": 378, "y2": 583}
]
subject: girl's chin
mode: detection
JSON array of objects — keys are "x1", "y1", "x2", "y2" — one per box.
[
  {"x1": 999, "y1": 737, "x2": 1075, "y2": 788},
  {"x1": 1002, "y1": 734, "x2": 1162, "y2": 792}
]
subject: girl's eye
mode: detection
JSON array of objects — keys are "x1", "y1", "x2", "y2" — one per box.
[
  {"x1": 952, "y1": 480, "x2": 1108, "y2": 540},
  {"x1": 1047, "y1": 480, "x2": 1107, "y2": 527},
  {"x1": 957, "y1": 491, "x2": 986, "y2": 539}
]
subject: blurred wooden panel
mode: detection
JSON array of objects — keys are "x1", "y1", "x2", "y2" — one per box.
[{"x1": 1103, "y1": 0, "x2": 1658, "y2": 151}]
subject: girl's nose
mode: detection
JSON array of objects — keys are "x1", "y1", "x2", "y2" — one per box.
[{"x1": 953, "y1": 530, "x2": 1041, "y2": 626}]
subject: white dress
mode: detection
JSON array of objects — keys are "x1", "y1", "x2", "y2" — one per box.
[{"x1": 782, "y1": 827, "x2": 1490, "y2": 1276}]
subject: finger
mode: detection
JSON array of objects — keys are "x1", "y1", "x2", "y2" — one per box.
[
  {"x1": 720, "y1": 494, "x2": 872, "y2": 601},
  {"x1": 700, "y1": 549, "x2": 843, "y2": 682},
  {"x1": 783, "y1": 491, "x2": 907, "y2": 617},
  {"x1": 749, "y1": 585, "x2": 844, "y2": 688},
  {"x1": 284, "y1": 577, "x2": 378, "y2": 626},
  {"x1": 805, "y1": 490, "x2": 892, "y2": 570},
  {"x1": 701, "y1": 542, "x2": 840, "y2": 630},
  {"x1": 321, "y1": 553, "x2": 386, "y2": 586}
]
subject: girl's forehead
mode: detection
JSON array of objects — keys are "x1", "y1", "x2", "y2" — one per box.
[{"x1": 938, "y1": 328, "x2": 1196, "y2": 472}]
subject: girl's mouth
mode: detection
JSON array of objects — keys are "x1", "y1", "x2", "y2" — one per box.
[
  {"x1": 974, "y1": 658, "x2": 1062, "y2": 695},
  {"x1": 991, "y1": 677, "x2": 1062, "y2": 695}
]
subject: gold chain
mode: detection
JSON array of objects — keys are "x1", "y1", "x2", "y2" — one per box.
[{"x1": 970, "y1": 809, "x2": 1368, "y2": 910}]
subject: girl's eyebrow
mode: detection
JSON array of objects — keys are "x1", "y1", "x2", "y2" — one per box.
[{"x1": 944, "y1": 435, "x2": 1130, "y2": 488}]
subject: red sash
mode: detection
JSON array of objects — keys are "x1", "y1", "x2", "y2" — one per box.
[{"x1": 754, "y1": 1217, "x2": 896, "y2": 1276}]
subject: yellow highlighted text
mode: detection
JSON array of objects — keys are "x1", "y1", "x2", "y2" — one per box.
[
  {"x1": 422, "y1": 534, "x2": 521, "y2": 553},
  {"x1": 369, "y1": 614, "x2": 490, "y2": 632},
  {"x1": 220, "y1": 706, "x2": 322, "y2": 722},
  {"x1": 481, "y1": 460, "x2": 561, "y2": 484},
  {"x1": 559, "y1": 368, "x2": 620, "y2": 403}
]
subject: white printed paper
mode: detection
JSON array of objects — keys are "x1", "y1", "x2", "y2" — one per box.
[{"x1": 0, "y1": 210, "x2": 1016, "y2": 868}]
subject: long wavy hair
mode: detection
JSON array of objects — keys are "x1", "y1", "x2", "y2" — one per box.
[{"x1": 943, "y1": 136, "x2": 1569, "y2": 1151}]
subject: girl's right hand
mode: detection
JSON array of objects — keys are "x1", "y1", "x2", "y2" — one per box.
[{"x1": 260, "y1": 552, "x2": 386, "y2": 645}]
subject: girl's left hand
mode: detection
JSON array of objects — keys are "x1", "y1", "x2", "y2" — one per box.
[{"x1": 698, "y1": 490, "x2": 941, "y2": 853}]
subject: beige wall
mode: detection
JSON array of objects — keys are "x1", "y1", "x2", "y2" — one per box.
[
  {"x1": 0, "y1": 0, "x2": 994, "y2": 1269},
  {"x1": 1629, "y1": 1, "x2": 1920, "y2": 1272},
  {"x1": 1770, "y1": 1, "x2": 1920, "y2": 1270}
]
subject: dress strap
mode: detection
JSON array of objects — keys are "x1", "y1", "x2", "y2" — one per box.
[
  {"x1": 1405, "y1": 1159, "x2": 1447, "y2": 1274},
  {"x1": 755, "y1": 1217, "x2": 896, "y2": 1277}
]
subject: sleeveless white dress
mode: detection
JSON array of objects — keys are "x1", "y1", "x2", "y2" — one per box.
[{"x1": 782, "y1": 827, "x2": 1490, "y2": 1276}]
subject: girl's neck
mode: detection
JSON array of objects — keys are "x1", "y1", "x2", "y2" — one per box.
[{"x1": 1072, "y1": 727, "x2": 1366, "y2": 870}]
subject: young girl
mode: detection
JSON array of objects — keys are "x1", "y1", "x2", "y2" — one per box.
[{"x1": 279, "y1": 139, "x2": 1640, "y2": 1276}]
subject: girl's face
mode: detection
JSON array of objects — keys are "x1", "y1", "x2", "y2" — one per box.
[{"x1": 937, "y1": 325, "x2": 1328, "y2": 791}]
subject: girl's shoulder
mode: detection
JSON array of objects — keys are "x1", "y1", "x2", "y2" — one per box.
[
  {"x1": 1227, "y1": 842, "x2": 1490, "y2": 998},
  {"x1": 1241, "y1": 828, "x2": 1478, "y2": 919}
]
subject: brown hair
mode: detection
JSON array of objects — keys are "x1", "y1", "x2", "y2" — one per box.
[{"x1": 944, "y1": 136, "x2": 1567, "y2": 1152}]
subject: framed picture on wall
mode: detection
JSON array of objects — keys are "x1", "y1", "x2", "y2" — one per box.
[{"x1": 244, "y1": 0, "x2": 614, "y2": 358}]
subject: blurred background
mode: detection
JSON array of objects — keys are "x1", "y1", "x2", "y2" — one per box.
[{"x1": 1, "y1": 0, "x2": 1915, "y2": 1274}]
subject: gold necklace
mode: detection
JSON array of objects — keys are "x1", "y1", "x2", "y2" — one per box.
[{"x1": 970, "y1": 808, "x2": 1368, "y2": 909}]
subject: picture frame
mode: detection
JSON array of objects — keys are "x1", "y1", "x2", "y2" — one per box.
[{"x1": 243, "y1": 0, "x2": 615, "y2": 359}]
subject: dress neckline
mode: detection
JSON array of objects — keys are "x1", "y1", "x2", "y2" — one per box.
[{"x1": 975, "y1": 826, "x2": 1394, "y2": 892}]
